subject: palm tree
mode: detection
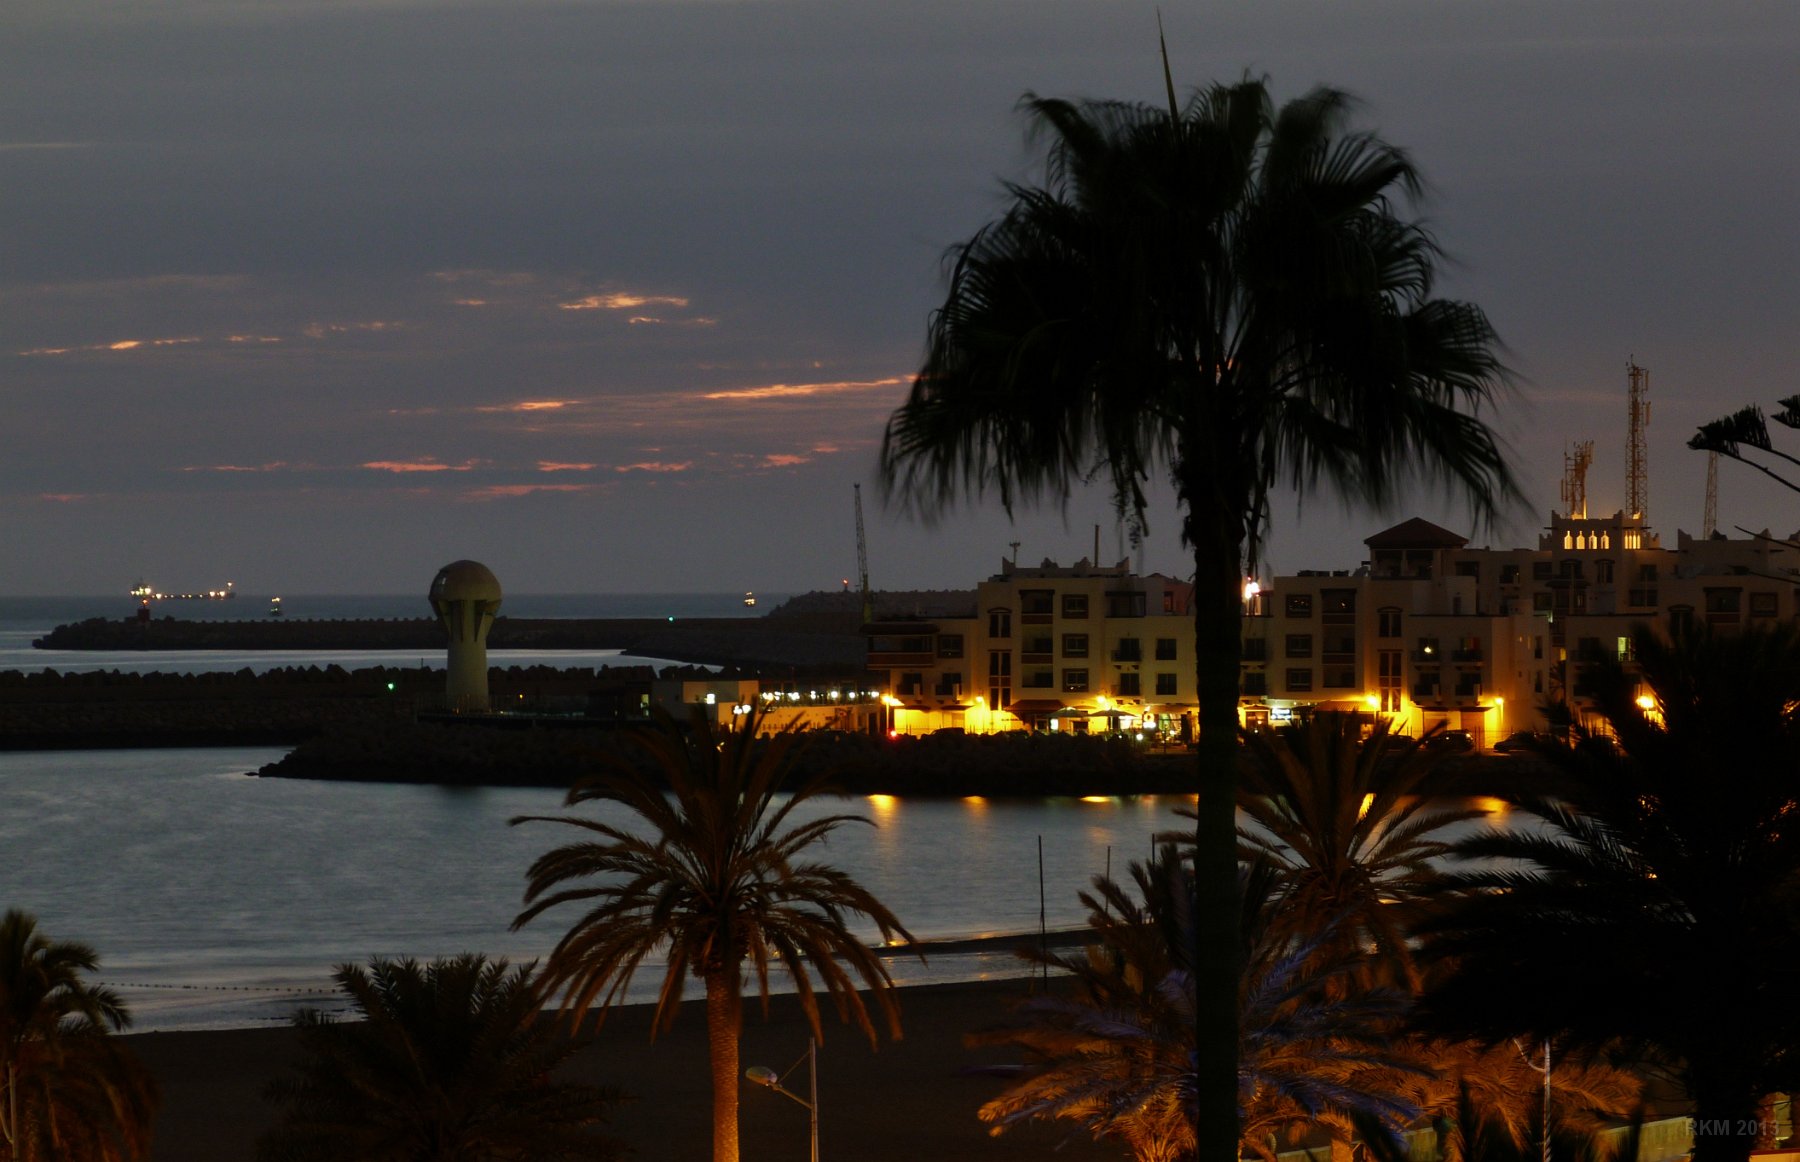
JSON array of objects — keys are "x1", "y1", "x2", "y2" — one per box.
[
  {"x1": 880, "y1": 75, "x2": 1517, "y2": 1157},
  {"x1": 973, "y1": 852, "x2": 1426, "y2": 1162},
  {"x1": 511, "y1": 708, "x2": 915, "y2": 1162},
  {"x1": 1233, "y1": 714, "x2": 1483, "y2": 989},
  {"x1": 257, "y1": 954, "x2": 622, "y2": 1162},
  {"x1": 1416, "y1": 622, "x2": 1800, "y2": 1162},
  {"x1": 0, "y1": 909, "x2": 156, "y2": 1162}
]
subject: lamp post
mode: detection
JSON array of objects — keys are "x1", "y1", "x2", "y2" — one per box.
[{"x1": 745, "y1": 1037, "x2": 818, "y2": 1162}]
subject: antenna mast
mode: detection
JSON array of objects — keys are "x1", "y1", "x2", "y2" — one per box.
[
  {"x1": 1561, "y1": 440, "x2": 1594, "y2": 519},
  {"x1": 853, "y1": 483, "x2": 872, "y2": 625},
  {"x1": 1626, "y1": 359, "x2": 1651, "y2": 519},
  {"x1": 1703, "y1": 449, "x2": 1719, "y2": 538}
]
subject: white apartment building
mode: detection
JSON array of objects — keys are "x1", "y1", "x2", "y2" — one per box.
[{"x1": 867, "y1": 511, "x2": 1800, "y2": 747}]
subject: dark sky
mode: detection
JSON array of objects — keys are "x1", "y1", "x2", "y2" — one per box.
[{"x1": 4, "y1": 0, "x2": 1795, "y2": 596}]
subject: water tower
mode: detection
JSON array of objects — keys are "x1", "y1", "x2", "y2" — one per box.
[{"x1": 429, "y1": 560, "x2": 502, "y2": 713}]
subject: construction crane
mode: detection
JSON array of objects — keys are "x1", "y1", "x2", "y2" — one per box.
[
  {"x1": 853, "y1": 483, "x2": 872, "y2": 625},
  {"x1": 1561, "y1": 440, "x2": 1594, "y2": 519},
  {"x1": 1627, "y1": 359, "x2": 1651, "y2": 519}
]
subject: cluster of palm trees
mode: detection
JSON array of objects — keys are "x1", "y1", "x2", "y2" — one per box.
[
  {"x1": 0, "y1": 909, "x2": 155, "y2": 1162},
  {"x1": 971, "y1": 715, "x2": 1651, "y2": 1161},
  {"x1": 962, "y1": 621, "x2": 1800, "y2": 1162}
]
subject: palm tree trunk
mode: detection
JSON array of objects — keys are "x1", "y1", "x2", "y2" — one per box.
[
  {"x1": 1187, "y1": 498, "x2": 1247, "y2": 1161},
  {"x1": 1686, "y1": 1063, "x2": 1761, "y2": 1162},
  {"x1": 704, "y1": 970, "x2": 743, "y2": 1162}
]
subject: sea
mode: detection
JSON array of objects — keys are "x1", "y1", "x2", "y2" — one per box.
[
  {"x1": 0, "y1": 592, "x2": 1192, "y2": 1032},
  {"x1": 0, "y1": 592, "x2": 776, "y2": 676}
]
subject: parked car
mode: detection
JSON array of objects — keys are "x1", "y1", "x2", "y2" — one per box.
[
  {"x1": 1493, "y1": 730, "x2": 1551, "y2": 753},
  {"x1": 1428, "y1": 729, "x2": 1476, "y2": 753}
]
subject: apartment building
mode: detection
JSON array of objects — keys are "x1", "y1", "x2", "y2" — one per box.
[
  {"x1": 867, "y1": 513, "x2": 1800, "y2": 745},
  {"x1": 864, "y1": 558, "x2": 1196, "y2": 739}
]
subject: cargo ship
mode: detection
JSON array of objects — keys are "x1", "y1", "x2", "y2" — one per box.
[{"x1": 129, "y1": 580, "x2": 237, "y2": 601}]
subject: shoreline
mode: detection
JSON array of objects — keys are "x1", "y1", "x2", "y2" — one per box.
[{"x1": 131, "y1": 975, "x2": 1123, "y2": 1162}]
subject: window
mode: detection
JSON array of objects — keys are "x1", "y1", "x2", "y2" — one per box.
[
  {"x1": 1117, "y1": 672, "x2": 1141, "y2": 697},
  {"x1": 1242, "y1": 672, "x2": 1268, "y2": 696},
  {"x1": 1106, "y1": 591, "x2": 1147, "y2": 618},
  {"x1": 1285, "y1": 634, "x2": 1313, "y2": 658},
  {"x1": 987, "y1": 651, "x2": 1012, "y2": 707},
  {"x1": 1286, "y1": 668, "x2": 1314, "y2": 692},
  {"x1": 1500, "y1": 564, "x2": 1520, "y2": 584},
  {"x1": 1378, "y1": 608, "x2": 1403, "y2": 638},
  {"x1": 1062, "y1": 668, "x2": 1089, "y2": 693},
  {"x1": 988, "y1": 609, "x2": 1011, "y2": 639},
  {"x1": 1533, "y1": 561, "x2": 1552, "y2": 581},
  {"x1": 1532, "y1": 593, "x2": 1553, "y2": 612},
  {"x1": 1020, "y1": 589, "x2": 1054, "y2": 617},
  {"x1": 1062, "y1": 633, "x2": 1089, "y2": 658},
  {"x1": 1155, "y1": 637, "x2": 1178, "y2": 660},
  {"x1": 1062, "y1": 593, "x2": 1089, "y2": 619},
  {"x1": 1595, "y1": 559, "x2": 1615, "y2": 584},
  {"x1": 1628, "y1": 588, "x2": 1659, "y2": 607},
  {"x1": 1022, "y1": 633, "x2": 1053, "y2": 657},
  {"x1": 1321, "y1": 589, "x2": 1356, "y2": 618},
  {"x1": 1415, "y1": 636, "x2": 1440, "y2": 661},
  {"x1": 1454, "y1": 561, "x2": 1480, "y2": 579},
  {"x1": 1559, "y1": 559, "x2": 1583, "y2": 579},
  {"x1": 1323, "y1": 667, "x2": 1355, "y2": 689},
  {"x1": 937, "y1": 633, "x2": 963, "y2": 659},
  {"x1": 1638, "y1": 563, "x2": 1659, "y2": 582},
  {"x1": 1155, "y1": 672, "x2": 1178, "y2": 696},
  {"x1": 1114, "y1": 637, "x2": 1142, "y2": 662},
  {"x1": 1670, "y1": 605, "x2": 1695, "y2": 634},
  {"x1": 1751, "y1": 592, "x2": 1779, "y2": 617},
  {"x1": 1705, "y1": 588, "x2": 1742, "y2": 615},
  {"x1": 1241, "y1": 638, "x2": 1267, "y2": 662},
  {"x1": 1285, "y1": 594, "x2": 1313, "y2": 618},
  {"x1": 898, "y1": 672, "x2": 923, "y2": 695},
  {"x1": 933, "y1": 671, "x2": 964, "y2": 696}
]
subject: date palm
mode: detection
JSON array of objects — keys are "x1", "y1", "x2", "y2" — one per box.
[
  {"x1": 258, "y1": 954, "x2": 622, "y2": 1162},
  {"x1": 0, "y1": 909, "x2": 156, "y2": 1162},
  {"x1": 1417, "y1": 623, "x2": 1800, "y2": 1162},
  {"x1": 1235, "y1": 714, "x2": 1483, "y2": 989},
  {"x1": 881, "y1": 74, "x2": 1517, "y2": 1157},
  {"x1": 973, "y1": 853, "x2": 1425, "y2": 1162},
  {"x1": 511, "y1": 708, "x2": 915, "y2": 1162}
]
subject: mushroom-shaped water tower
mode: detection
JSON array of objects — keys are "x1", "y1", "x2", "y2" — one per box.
[{"x1": 429, "y1": 560, "x2": 502, "y2": 713}]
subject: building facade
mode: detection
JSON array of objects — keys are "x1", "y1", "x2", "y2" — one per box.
[
  {"x1": 868, "y1": 513, "x2": 1800, "y2": 746},
  {"x1": 864, "y1": 558, "x2": 1197, "y2": 740}
]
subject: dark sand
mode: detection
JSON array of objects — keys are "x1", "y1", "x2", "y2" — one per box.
[{"x1": 130, "y1": 977, "x2": 1130, "y2": 1161}]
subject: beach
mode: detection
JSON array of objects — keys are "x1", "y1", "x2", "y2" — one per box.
[{"x1": 131, "y1": 976, "x2": 1128, "y2": 1161}]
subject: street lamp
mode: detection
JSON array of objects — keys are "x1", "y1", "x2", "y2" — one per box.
[{"x1": 745, "y1": 1037, "x2": 818, "y2": 1162}]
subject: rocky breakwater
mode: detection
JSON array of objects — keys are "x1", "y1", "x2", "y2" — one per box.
[{"x1": 34, "y1": 609, "x2": 866, "y2": 670}]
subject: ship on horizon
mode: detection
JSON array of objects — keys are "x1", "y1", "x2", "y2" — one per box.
[{"x1": 130, "y1": 580, "x2": 237, "y2": 601}]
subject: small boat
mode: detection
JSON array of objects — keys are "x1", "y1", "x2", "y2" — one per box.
[
  {"x1": 743, "y1": 591, "x2": 757, "y2": 607},
  {"x1": 269, "y1": 596, "x2": 284, "y2": 617}
]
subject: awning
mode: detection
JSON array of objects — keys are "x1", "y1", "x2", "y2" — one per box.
[{"x1": 1006, "y1": 698, "x2": 1065, "y2": 714}]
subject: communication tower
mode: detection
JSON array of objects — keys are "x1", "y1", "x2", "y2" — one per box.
[
  {"x1": 1627, "y1": 359, "x2": 1651, "y2": 520},
  {"x1": 1561, "y1": 440, "x2": 1594, "y2": 519}
]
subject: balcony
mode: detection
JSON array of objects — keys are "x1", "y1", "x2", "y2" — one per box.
[
  {"x1": 867, "y1": 649, "x2": 936, "y2": 668},
  {"x1": 1451, "y1": 647, "x2": 1484, "y2": 663},
  {"x1": 1411, "y1": 683, "x2": 1442, "y2": 699}
]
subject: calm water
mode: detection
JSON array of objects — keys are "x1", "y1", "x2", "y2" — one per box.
[
  {"x1": 0, "y1": 592, "x2": 785, "y2": 675},
  {"x1": 0, "y1": 747, "x2": 1187, "y2": 1031}
]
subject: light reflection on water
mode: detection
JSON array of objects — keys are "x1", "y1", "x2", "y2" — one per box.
[{"x1": 0, "y1": 748, "x2": 1193, "y2": 1031}]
